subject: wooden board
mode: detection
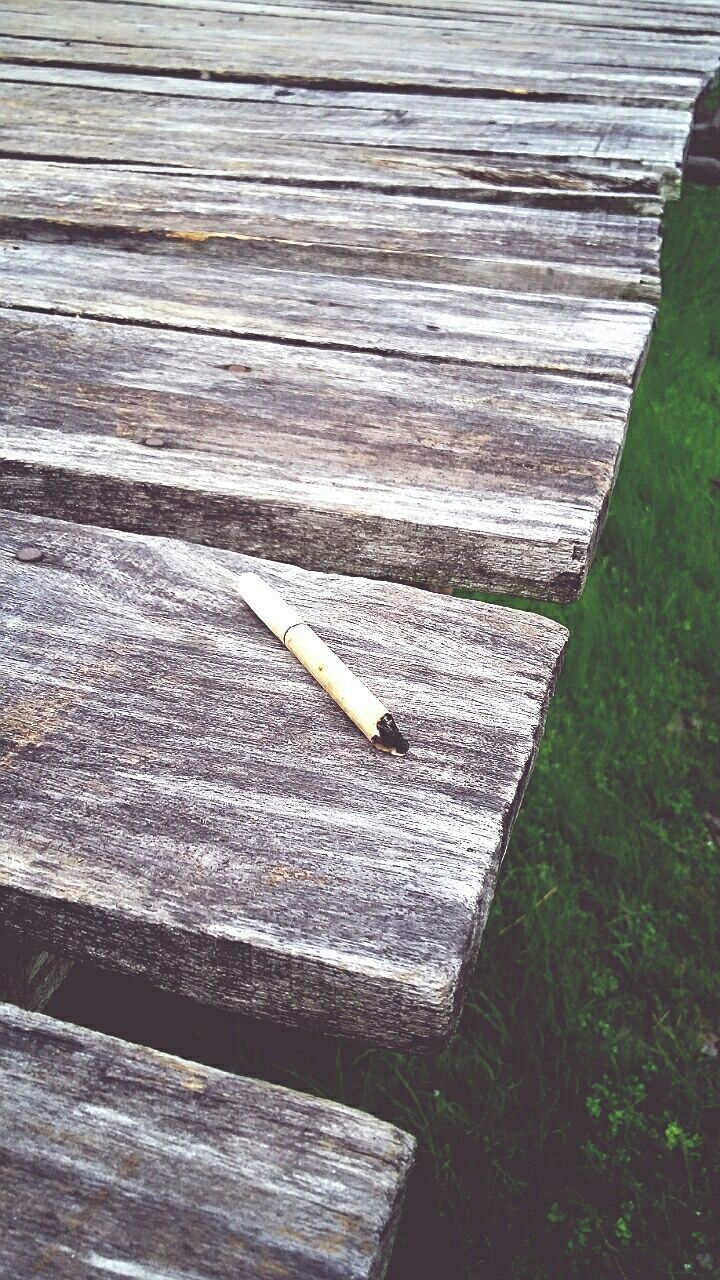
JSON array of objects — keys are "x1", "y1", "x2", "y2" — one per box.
[
  {"x1": 0, "y1": 159, "x2": 662, "y2": 300},
  {"x1": 0, "y1": 512, "x2": 567, "y2": 1050},
  {"x1": 0, "y1": 308, "x2": 639, "y2": 600},
  {"x1": 168, "y1": 0, "x2": 720, "y2": 36},
  {"x1": 0, "y1": 237, "x2": 655, "y2": 379},
  {"x1": 0, "y1": 1002, "x2": 414, "y2": 1279},
  {"x1": 0, "y1": 0, "x2": 715, "y2": 107},
  {"x1": 0, "y1": 71, "x2": 691, "y2": 212}
]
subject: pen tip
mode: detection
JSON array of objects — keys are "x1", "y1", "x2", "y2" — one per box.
[{"x1": 373, "y1": 712, "x2": 410, "y2": 756}]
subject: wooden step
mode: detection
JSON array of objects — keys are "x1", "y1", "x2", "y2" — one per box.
[
  {"x1": 0, "y1": 71, "x2": 690, "y2": 213},
  {"x1": 0, "y1": 1001, "x2": 414, "y2": 1279},
  {"x1": 0, "y1": 291, "x2": 650, "y2": 601},
  {"x1": 0, "y1": 238, "x2": 655, "y2": 378},
  {"x1": 0, "y1": 159, "x2": 662, "y2": 300},
  {"x1": 0, "y1": 512, "x2": 566, "y2": 1051},
  {"x1": 1, "y1": 0, "x2": 715, "y2": 106}
]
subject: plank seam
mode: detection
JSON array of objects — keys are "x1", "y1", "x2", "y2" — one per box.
[
  {"x1": 0, "y1": 51, "x2": 697, "y2": 107},
  {"x1": 0, "y1": 298, "x2": 645, "y2": 383}
]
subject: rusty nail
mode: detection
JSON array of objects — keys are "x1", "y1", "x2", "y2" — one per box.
[{"x1": 15, "y1": 545, "x2": 44, "y2": 564}]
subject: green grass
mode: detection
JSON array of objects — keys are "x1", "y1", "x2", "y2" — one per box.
[{"x1": 50, "y1": 184, "x2": 720, "y2": 1278}]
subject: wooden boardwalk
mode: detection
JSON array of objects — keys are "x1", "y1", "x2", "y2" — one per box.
[
  {"x1": 0, "y1": 1, "x2": 717, "y2": 599},
  {"x1": 0, "y1": 0, "x2": 717, "y2": 1040},
  {"x1": 0, "y1": 0, "x2": 717, "y2": 1029},
  {"x1": 0, "y1": 5, "x2": 718, "y2": 1272}
]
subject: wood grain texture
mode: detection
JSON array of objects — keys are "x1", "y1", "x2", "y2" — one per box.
[
  {"x1": 0, "y1": 71, "x2": 690, "y2": 212},
  {"x1": 0, "y1": 160, "x2": 662, "y2": 300},
  {"x1": 0, "y1": 512, "x2": 567, "y2": 1050},
  {"x1": 0, "y1": 1001, "x2": 414, "y2": 1279},
  {"x1": 0, "y1": 309, "x2": 636, "y2": 600},
  {"x1": 170, "y1": 0, "x2": 720, "y2": 37},
  {"x1": 0, "y1": 0, "x2": 715, "y2": 107},
  {"x1": 0, "y1": 237, "x2": 656, "y2": 379},
  {"x1": 0, "y1": 0, "x2": 712, "y2": 603}
]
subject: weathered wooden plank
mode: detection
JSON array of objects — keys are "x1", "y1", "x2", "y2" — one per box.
[
  {"x1": 167, "y1": 0, "x2": 720, "y2": 42},
  {"x1": 0, "y1": 72, "x2": 691, "y2": 212},
  {"x1": 0, "y1": 159, "x2": 662, "y2": 299},
  {"x1": 0, "y1": 924, "x2": 71, "y2": 1010},
  {"x1": 0, "y1": 60, "x2": 692, "y2": 163},
  {"x1": 157, "y1": 0, "x2": 720, "y2": 37},
  {"x1": 0, "y1": 309, "x2": 639, "y2": 599},
  {"x1": 104, "y1": 0, "x2": 720, "y2": 16},
  {"x1": 0, "y1": 1002, "x2": 414, "y2": 1279},
  {"x1": 0, "y1": 0, "x2": 715, "y2": 106},
  {"x1": 0, "y1": 238, "x2": 655, "y2": 380},
  {"x1": 76, "y1": 0, "x2": 720, "y2": 19},
  {"x1": 0, "y1": 512, "x2": 567, "y2": 1049}
]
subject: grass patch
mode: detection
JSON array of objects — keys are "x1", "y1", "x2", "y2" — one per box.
[{"x1": 49, "y1": 184, "x2": 720, "y2": 1278}]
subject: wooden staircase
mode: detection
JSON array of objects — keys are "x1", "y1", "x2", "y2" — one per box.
[{"x1": 0, "y1": 0, "x2": 717, "y2": 1274}]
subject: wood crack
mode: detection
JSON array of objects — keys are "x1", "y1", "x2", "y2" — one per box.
[
  {"x1": 0, "y1": 50, "x2": 697, "y2": 106},
  {"x1": 0, "y1": 297, "x2": 643, "y2": 383}
]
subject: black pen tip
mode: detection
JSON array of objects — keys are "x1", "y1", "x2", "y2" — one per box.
[{"x1": 373, "y1": 712, "x2": 410, "y2": 756}]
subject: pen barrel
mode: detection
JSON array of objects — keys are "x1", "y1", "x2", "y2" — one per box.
[
  {"x1": 235, "y1": 572, "x2": 303, "y2": 643},
  {"x1": 234, "y1": 571, "x2": 405, "y2": 752},
  {"x1": 284, "y1": 624, "x2": 388, "y2": 745}
]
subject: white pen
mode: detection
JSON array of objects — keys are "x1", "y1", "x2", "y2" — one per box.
[{"x1": 234, "y1": 571, "x2": 409, "y2": 756}]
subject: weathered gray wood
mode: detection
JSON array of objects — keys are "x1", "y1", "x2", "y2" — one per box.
[
  {"x1": 0, "y1": 72, "x2": 690, "y2": 211},
  {"x1": 0, "y1": 1002, "x2": 414, "y2": 1279},
  {"x1": 0, "y1": 0, "x2": 709, "y2": 605},
  {"x1": 85, "y1": 0, "x2": 720, "y2": 23},
  {"x1": 94, "y1": 0, "x2": 720, "y2": 24},
  {"x1": 168, "y1": 0, "x2": 720, "y2": 37},
  {"x1": 0, "y1": 160, "x2": 661, "y2": 300},
  {"x1": 0, "y1": 238, "x2": 655, "y2": 380},
  {"x1": 0, "y1": 512, "x2": 567, "y2": 1049},
  {"x1": 0, "y1": 0, "x2": 715, "y2": 107},
  {"x1": 0, "y1": 309, "x2": 637, "y2": 599},
  {"x1": 0, "y1": 924, "x2": 71, "y2": 1010},
  {"x1": 0, "y1": 67, "x2": 692, "y2": 164}
]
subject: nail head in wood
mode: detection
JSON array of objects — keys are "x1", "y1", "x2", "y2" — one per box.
[{"x1": 14, "y1": 545, "x2": 44, "y2": 564}]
